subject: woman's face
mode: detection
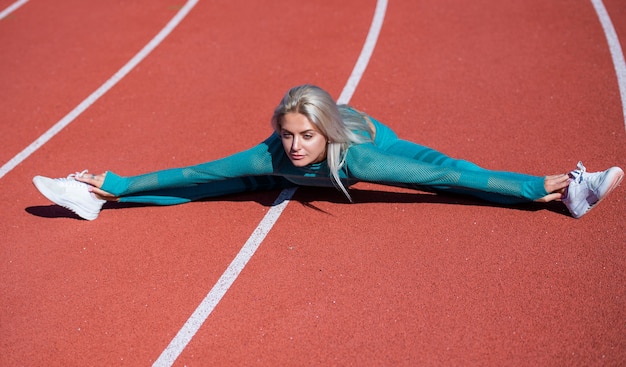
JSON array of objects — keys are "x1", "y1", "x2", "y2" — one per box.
[{"x1": 279, "y1": 112, "x2": 328, "y2": 167}]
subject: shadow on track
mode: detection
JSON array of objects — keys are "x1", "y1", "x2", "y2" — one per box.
[{"x1": 25, "y1": 186, "x2": 570, "y2": 220}]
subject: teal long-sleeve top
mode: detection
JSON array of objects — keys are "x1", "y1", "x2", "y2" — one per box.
[{"x1": 100, "y1": 116, "x2": 548, "y2": 205}]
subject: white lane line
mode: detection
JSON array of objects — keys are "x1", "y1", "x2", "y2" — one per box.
[
  {"x1": 0, "y1": 0, "x2": 199, "y2": 180},
  {"x1": 0, "y1": 0, "x2": 28, "y2": 20},
  {"x1": 338, "y1": 0, "x2": 388, "y2": 104},
  {"x1": 591, "y1": 0, "x2": 626, "y2": 130},
  {"x1": 151, "y1": 1, "x2": 388, "y2": 366}
]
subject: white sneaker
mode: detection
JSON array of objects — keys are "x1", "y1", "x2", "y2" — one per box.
[
  {"x1": 562, "y1": 162, "x2": 624, "y2": 219},
  {"x1": 32, "y1": 170, "x2": 105, "y2": 220}
]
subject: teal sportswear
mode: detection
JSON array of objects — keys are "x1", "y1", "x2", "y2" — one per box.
[{"x1": 100, "y1": 112, "x2": 548, "y2": 205}]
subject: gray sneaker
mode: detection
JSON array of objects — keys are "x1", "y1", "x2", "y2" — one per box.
[
  {"x1": 562, "y1": 162, "x2": 623, "y2": 218},
  {"x1": 32, "y1": 171, "x2": 105, "y2": 220}
]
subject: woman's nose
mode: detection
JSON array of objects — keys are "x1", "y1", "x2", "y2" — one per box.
[{"x1": 291, "y1": 137, "x2": 301, "y2": 151}]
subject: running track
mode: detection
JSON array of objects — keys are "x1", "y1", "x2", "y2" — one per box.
[{"x1": 1, "y1": 0, "x2": 625, "y2": 366}]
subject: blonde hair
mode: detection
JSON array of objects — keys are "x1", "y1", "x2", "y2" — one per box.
[{"x1": 271, "y1": 84, "x2": 373, "y2": 201}]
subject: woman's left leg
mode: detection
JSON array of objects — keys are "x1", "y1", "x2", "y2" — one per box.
[
  {"x1": 382, "y1": 139, "x2": 547, "y2": 204},
  {"x1": 114, "y1": 175, "x2": 296, "y2": 205}
]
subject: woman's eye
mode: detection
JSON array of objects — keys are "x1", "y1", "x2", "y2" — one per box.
[
  {"x1": 281, "y1": 132, "x2": 292, "y2": 138},
  {"x1": 303, "y1": 134, "x2": 313, "y2": 139}
]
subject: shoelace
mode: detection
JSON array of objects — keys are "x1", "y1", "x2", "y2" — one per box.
[
  {"x1": 572, "y1": 161, "x2": 586, "y2": 184},
  {"x1": 67, "y1": 169, "x2": 89, "y2": 179}
]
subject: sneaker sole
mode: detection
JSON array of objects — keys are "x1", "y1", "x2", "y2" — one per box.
[
  {"x1": 578, "y1": 166, "x2": 624, "y2": 218},
  {"x1": 32, "y1": 176, "x2": 100, "y2": 220}
]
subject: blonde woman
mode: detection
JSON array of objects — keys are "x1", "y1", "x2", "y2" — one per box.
[{"x1": 33, "y1": 85, "x2": 623, "y2": 220}]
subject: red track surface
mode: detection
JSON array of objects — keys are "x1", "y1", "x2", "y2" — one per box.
[{"x1": 2, "y1": 0, "x2": 625, "y2": 365}]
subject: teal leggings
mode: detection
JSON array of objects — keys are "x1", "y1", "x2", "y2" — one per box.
[
  {"x1": 108, "y1": 174, "x2": 295, "y2": 205},
  {"x1": 379, "y1": 139, "x2": 546, "y2": 204}
]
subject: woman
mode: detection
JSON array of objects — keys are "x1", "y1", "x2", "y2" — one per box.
[{"x1": 33, "y1": 84, "x2": 623, "y2": 220}]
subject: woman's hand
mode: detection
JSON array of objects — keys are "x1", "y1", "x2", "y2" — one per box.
[
  {"x1": 75, "y1": 172, "x2": 118, "y2": 201},
  {"x1": 535, "y1": 174, "x2": 570, "y2": 202}
]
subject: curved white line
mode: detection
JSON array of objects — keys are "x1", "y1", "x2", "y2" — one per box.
[
  {"x1": 0, "y1": 0, "x2": 200, "y2": 180},
  {"x1": 151, "y1": 1, "x2": 388, "y2": 366},
  {"x1": 0, "y1": 0, "x2": 28, "y2": 20},
  {"x1": 338, "y1": 0, "x2": 388, "y2": 104},
  {"x1": 590, "y1": 0, "x2": 626, "y2": 130}
]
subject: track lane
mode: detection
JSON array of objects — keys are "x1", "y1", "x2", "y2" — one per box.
[
  {"x1": 153, "y1": 1, "x2": 386, "y2": 365},
  {"x1": 0, "y1": 0, "x2": 177, "y2": 165}
]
